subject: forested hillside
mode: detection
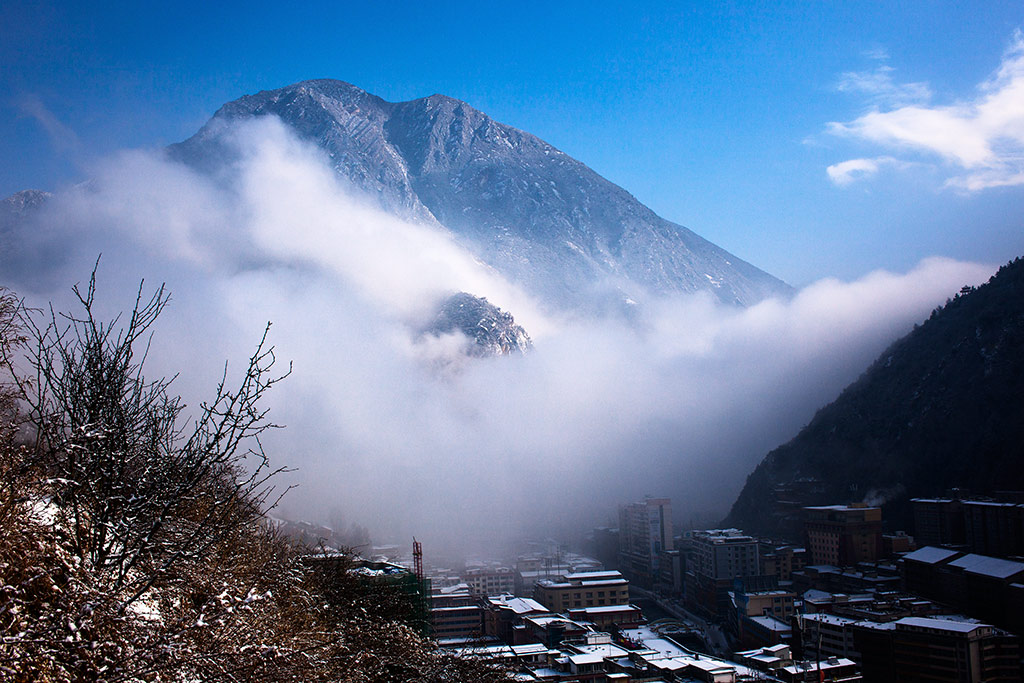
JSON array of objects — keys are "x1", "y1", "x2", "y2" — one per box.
[{"x1": 726, "y1": 257, "x2": 1024, "y2": 539}]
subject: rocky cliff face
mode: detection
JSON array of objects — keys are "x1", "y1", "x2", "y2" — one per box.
[
  {"x1": 170, "y1": 79, "x2": 791, "y2": 309},
  {"x1": 423, "y1": 292, "x2": 532, "y2": 357},
  {"x1": 725, "y1": 257, "x2": 1024, "y2": 539}
]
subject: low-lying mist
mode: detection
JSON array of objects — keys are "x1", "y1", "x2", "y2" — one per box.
[{"x1": 3, "y1": 117, "x2": 996, "y2": 558}]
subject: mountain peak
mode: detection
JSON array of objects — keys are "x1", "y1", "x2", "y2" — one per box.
[
  {"x1": 171, "y1": 80, "x2": 792, "y2": 308},
  {"x1": 2, "y1": 189, "x2": 51, "y2": 213},
  {"x1": 420, "y1": 92, "x2": 461, "y2": 105}
]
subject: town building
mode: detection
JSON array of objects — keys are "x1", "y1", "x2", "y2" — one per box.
[
  {"x1": 567, "y1": 604, "x2": 643, "y2": 631},
  {"x1": 520, "y1": 613, "x2": 591, "y2": 648},
  {"x1": 775, "y1": 657, "x2": 861, "y2": 682},
  {"x1": 735, "y1": 612, "x2": 793, "y2": 650},
  {"x1": 794, "y1": 613, "x2": 862, "y2": 663},
  {"x1": 734, "y1": 643, "x2": 794, "y2": 675},
  {"x1": 738, "y1": 589, "x2": 797, "y2": 621},
  {"x1": 430, "y1": 582, "x2": 474, "y2": 608},
  {"x1": 685, "y1": 529, "x2": 776, "y2": 618},
  {"x1": 463, "y1": 565, "x2": 515, "y2": 596},
  {"x1": 618, "y1": 497, "x2": 673, "y2": 588},
  {"x1": 853, "y1": 616, "x2": 1022, "y2": 682},
  {"x1": 482, "y1": 594, "x2": 549, "y2": 644},
  {"x1": 803, "y1": 504, "x2": 883, "y2": 567},
  {"x1": 658, "y1": 548, "x2": 684, "y2": 595},
  {"x1": 514, "y1": 552, "x2": 603, "y2": 596},
  {"x1": 305, "y1": 555, "x2": 431, "y2": 635},
  {"x1": 431, "y1": 604, "x2": 484, "y2": 640},
  {"x1": 690, "y1": 528, "x2": 761, "y2": 579},
  {"x1": 729, "y1": 586, "x2": 797, "y2": 648},
  {"x1": 901, "y1": 546, "x2": 1024, "y2": 634},
  {"x1": 912, "y1": 497, "x2": 966, "y2": 549},
  {"x1": 801, "y1": 587, "x2": 938, "y2": 623},
  {"x1": 962, "y1": 500, "x2": 1024, "y2": 558},
  {"x1": 882, "y1": 530, "x2": 916, "y2": 557},
  {"x1": 790, "y1": 562, "x2": 901, "y2": 595},
  {"x1": 532, "y1": 570, "x2": 630, "y2": 613},
  {"x1": 760, "y1": 544, "x2": 807, "y2": 582},
  {"x1": 912, "y1": 494, "x2": 1024, "y2": 559}
]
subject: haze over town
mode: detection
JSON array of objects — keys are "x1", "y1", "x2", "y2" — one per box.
[
  {"x1": 4, "y1": 3, "x2": 1024, "y2": 555},
  {"x1": 4, "y1": 4, "x2": 1024, "y2": 682}
]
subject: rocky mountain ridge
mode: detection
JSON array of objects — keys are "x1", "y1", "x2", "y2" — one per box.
[{"x1": 170, "y1": 79, "x2": 791, "y2": 309}]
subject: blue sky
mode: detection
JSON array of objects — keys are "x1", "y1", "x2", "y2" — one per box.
[{"x1": 2, "y1": 1, "x2": 1023, "y2": 286}]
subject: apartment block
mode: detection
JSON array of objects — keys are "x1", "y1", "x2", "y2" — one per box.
[
  {"x1": 532, "y1": 570, "x2": 629, "y2": 613},
  {"x1": 803, "y1": 504, "x2": 882, "y2": 567},
  {"x1": 854, "y1": 617, "x2": 1022, "y2": 682},
  {"x1": 618, "y1": 497, "x2": 673, "y2": 588}
]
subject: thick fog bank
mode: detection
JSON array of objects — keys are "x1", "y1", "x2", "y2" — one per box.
[{"x1": 1, "y1": 118, "x2": 995, "y2": 554}]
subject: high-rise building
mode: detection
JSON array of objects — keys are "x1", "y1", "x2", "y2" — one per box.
[
  {"x1": 803, "y1": 504, "x2": 883, "y2": 567},
  {"x1": 690, "y1": 529, "x2": 761, "y2": 580},
  {"x1": 912, "y1": 498, "x2": 966, "y2": 548},
  {"x1": 618, "y1": 497, "x2": 673, "y2": 587},
  {"x1": 684, "y1": 529, "x2": 775, "y2": 618},
  {"x1": 963, "y1": 501, "x2": 1024, "y2": 558},
  {"x1": 911, "y1": 496, "x2": 1024, "y2": 558}
]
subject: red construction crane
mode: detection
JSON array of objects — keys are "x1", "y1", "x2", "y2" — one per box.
[{"x1": 413, "y1": 538, "x2": 423, "y2": 581}]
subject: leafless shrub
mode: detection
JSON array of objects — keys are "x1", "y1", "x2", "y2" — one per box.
[{"x1": 0, "y1": 274, "x2": 514, "y2": 681}]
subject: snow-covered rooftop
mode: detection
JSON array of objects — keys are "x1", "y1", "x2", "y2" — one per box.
[
  {"x1": 748, "y1": 615, "x2": 791, "y2": 632},
  {"x1": 800, "y1": 613, "x2": 857, "y2": 626},
  {"x1": 575, "y1": 643, "x2": 629, "y2": 658},
  {"x1": 948, "y1": 553, "x2": 1024, "y2": 579},
  {"x1": 487, "y1": 594, "x2": 548, "y2": 614},
  {"x1": 569, "y1": 604, "x2": 639, "y2": 614},
  {"x1": 563, "y1": 570, "x2": 622, "y2": 581},
  {"x1": 781, "y1": 658, "x2": 855, "y2": 674},
  {"x1": 896, "y1": 616, "x2": 989, "y2": 633},
  {"x1": 903, "y1": 546, "x2": 960, "y2": 565}
]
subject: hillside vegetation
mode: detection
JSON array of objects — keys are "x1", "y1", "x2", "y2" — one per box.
[
  {"x1": 0, "y1": 279, "x2": 509, "y2": 682},
  {"x1": 726, "y1": 257, "x2": 1024, "y2": 539}
]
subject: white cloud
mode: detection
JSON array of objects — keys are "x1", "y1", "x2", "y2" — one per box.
[
  {"x1": 837, "y1": 65, "x2": 931, "y2": 107},
  {"x1": 828, "y1": 30, "x2": 1024, "y2": 191},
  {"x1": 862, "y1": 47, "x2": 891, "y2": 62},
  {"x1": 2, "y1": 119, "x2": 997, "y2": 556},
  {"x1": 16, "y1": 94, "x2": 81, "y2": 154},
  {"x1": 826, "y1": 156, "x2": 911, "y2": 186}
]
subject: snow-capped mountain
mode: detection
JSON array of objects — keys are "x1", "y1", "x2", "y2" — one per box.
[{"x1": 170, "y1": 79, "x2": 790, "y2": 308}]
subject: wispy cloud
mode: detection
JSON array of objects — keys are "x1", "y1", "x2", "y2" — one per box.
[
  {"x1": 826, "y1": 156, "x2": 913, "y2": 186},
  {"x1": 836, "y1": 65, "x2": 931, "y2": 108},
  {"x1": 827, "y1": 30, "x2": 1024, "y2": 191},
  {"x1": 15, "y1": 94, "x2": 80, "y2": 154},
  {"x1": 862, "y1": 47, "x2": 891, "y2": 62}
]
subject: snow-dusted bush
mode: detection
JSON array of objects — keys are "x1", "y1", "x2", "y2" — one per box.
[{"x1": 0, "y1": 278, "x2": 512, "y2": 681}]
